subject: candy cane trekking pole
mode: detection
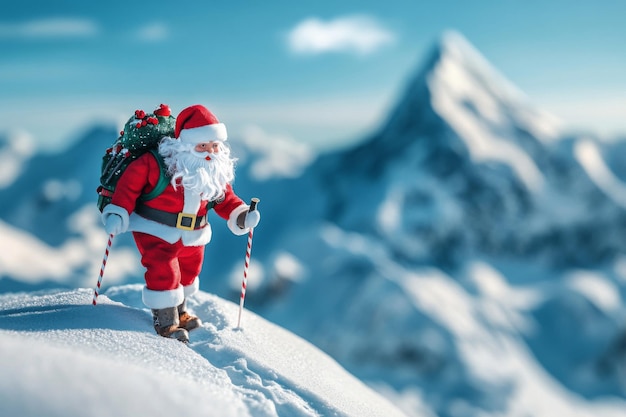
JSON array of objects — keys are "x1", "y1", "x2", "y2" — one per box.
[
  {"x1": 93, "y1": 234, "x2": 114, "y2": 305},
  {"x1": 236, "y1": 198, "x2": 260, "y2": 328}
]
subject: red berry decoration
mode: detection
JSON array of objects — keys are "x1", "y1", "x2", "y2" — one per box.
[
  {"x1": 120, "y1": 103, "x2": 175, "y2": 151},
  {"x1": 154, "y1": 104, "x2": 171, "y2": 117}
]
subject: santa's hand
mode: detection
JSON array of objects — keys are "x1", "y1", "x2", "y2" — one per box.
[
  {"x1": 104, "y1": 214, "x2": 125, "y2": 235},
  {"x1": 243, "y1": 209, "x2": 261, "y2": 229}
]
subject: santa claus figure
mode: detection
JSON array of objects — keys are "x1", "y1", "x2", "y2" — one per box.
[{"x1": 102, "y1": 104, "x2": 261, "y2": 342}]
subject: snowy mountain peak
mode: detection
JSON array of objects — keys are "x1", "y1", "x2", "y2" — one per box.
[
  {"x1": 371, "y1": 30, "x2": 563, "y2": 193},
  {"x1": 428, "y1": 30, "x2": 561, "y2": 143},
  {"x1": 432, "y1": 30, "x2": 526, "y2": 104},
  {"x1": 428, "y1": 35, "x2": 548, "y2": 190}
]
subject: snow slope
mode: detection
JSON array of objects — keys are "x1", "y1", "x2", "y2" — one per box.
[{"x1": 0, "y1": 285, "x2": 408, "y2": 417}]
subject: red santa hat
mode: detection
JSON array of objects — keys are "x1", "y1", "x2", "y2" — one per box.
[{"x1": 175, "y1": 104, "x2": 228, "y2": 144}]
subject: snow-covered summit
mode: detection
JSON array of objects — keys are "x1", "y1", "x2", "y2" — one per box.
[
  {"x1": 431, "y1": 30, "x2": 554, "y2": 127},
  {"x1": 0, "y1": 285, "x2": 408, "y2": 417},
  {"x1": 378, "y1": 30, "x2": 561, "y2": 190},
  {"x1": 428, "y1": 31, "x2": 561, "y2": 191}
]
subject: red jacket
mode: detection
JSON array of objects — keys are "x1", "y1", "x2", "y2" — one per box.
[{"x1": 102, "y1": 152, "x2": 249, "y2": 246}]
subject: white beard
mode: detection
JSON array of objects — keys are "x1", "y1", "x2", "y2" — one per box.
[{"x1": 158, "y1": 137, "x2": 236, "y2": 202}]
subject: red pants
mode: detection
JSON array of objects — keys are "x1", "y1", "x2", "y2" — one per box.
[{"x1": 133, "y1": 232, "x2": 204, "y2": 291}]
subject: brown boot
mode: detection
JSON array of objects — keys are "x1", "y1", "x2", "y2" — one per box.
[
  {"x1": 178, "y1": 299, "x2": 202, "y2": 331},
  {"x1": 151, "y1": 307, "x2": 189, "y2": 343}
]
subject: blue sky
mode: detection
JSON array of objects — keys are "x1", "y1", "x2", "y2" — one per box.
[{"x1": 1, "y1": 0, "x2": 625, "y2": 153}]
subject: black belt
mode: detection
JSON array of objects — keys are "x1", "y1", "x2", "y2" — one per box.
[{"x1": 135, "y1": 204, "x2": 208, "y2": 231}]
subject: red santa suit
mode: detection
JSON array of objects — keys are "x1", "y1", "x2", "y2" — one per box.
[{"x1": 102, "y1": 105, "x2": 249, "y2": 310}]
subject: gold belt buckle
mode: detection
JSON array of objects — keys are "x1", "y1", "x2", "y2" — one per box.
[{"x1": 176, "y1": 212, "x2": 197, "y2": 231}]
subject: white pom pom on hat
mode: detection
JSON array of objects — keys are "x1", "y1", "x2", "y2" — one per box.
[{"x1": 175, "y1": 104, "x2": 227, "y2": 144}]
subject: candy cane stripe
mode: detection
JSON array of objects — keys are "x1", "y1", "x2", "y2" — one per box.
[{"x1": 93, "y1": 234, "x2": 114, "y2": 306}]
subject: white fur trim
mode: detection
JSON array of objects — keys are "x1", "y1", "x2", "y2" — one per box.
[
  {"x1": 180, "y1": 228, "x2": 212, "y2": 246},
  {"x1": 102, "y1": 204, "x2": 130, "y2": 234},
  {"x1": 142, "y1": 285, "x2": 184, "y2": 309},
  {"x1": 183, "y1": 278, "x2": 200, "y2": 298},
  {"x1": 179, "y1": 123, "x2": 227, "y2": 144},
  {"x1": 129, "y1": 212, "x2": 213, "y2": 246},
  {"x1": 227, "y1": 204, "x2": 250, "y2": 236},
  {"x1": 183, "y1": 188, "x2": 202, "y2": 214}
]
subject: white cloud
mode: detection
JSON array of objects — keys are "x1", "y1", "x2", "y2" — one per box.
[
  {"x1": 287, "y1": 15, "x2": 395, "y2": 56},
  {"x1": 135, "y1": 22, "x2": 170, "y2": 42},
  {"x1": 0, "y1": 18, "x2": 99, "y2": 39},
  {"x1": 239, "y1": 125, "x2": 314, "y2": 180}
]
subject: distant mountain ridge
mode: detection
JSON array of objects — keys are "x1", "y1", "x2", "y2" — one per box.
[{"x1": 0, "y1": 125, "x2": 114, "y2": 245}]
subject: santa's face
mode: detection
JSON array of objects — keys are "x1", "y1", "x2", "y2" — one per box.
[
  {"x1": 194, "y1": 141, "x2": 220, "y2": 160},
  {"x1": 158, "y1": 137, "x2": 235, "y2": 202}
]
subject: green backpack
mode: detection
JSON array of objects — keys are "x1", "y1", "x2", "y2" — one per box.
[{"x1": 97, "y1": 104, "x2": 175, "y2": 212}]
